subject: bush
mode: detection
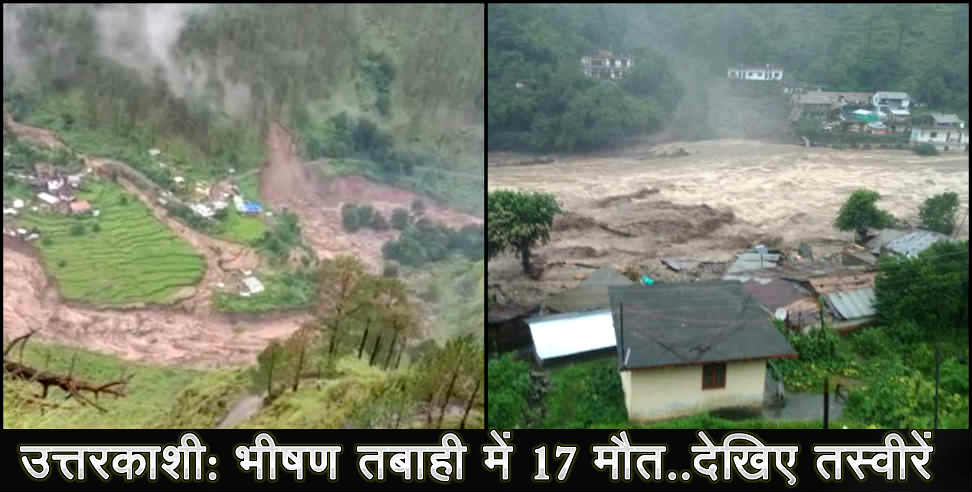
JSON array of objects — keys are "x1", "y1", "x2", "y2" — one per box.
[
  {"x1": 383, "y1": 262, "x2": 399, "y2": 278},
  {"x1": 372, "y1": 211, "x2": 390, "y2": 231},
  {"x1": 69, "y1": 224, "x2": 85, "y2": 236},
  {"x1": 391, "y1": 208, "x2": 410, "y2": 230},
  {"x1": 57, "y1": 259, "x2": 66, "y2": 268},
  {"x1": 118, "y1": 195, "x2": 128, "y2": 206},
  {"x1": 91, "y1": 223, "x2": 101, "y2": 233},
  {"x1": 411, "y1": 199, "x2": 425, "y2": 216},
  {"x1": 487, "y1": 354, "x2": 533, "y2": 429},
  {"x1": 913, "y1": 143, "x2": 938, "y2": 156},
  {"x1": 544, "y1": 358, "x2": 628, "y2": 428},
  {"x1": 341, "y1": 203, "x2": 360, "y2": 232},
  {"x1": 849, "y1": 326, "x2": 890, "y2": 359},
  {"x1": 41, "y1": 237, "x2": 53, "y2": 246}
]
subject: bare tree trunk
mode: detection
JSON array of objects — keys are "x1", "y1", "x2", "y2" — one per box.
[
  {"x1": 383, "y1": 332, "x2": 399, "y2": 370},
  {"x1": 436, "y1": 347, "x2": 466, "y2": 428},
  {"x1": 292, "y1": 343, "x2": 306, "y2": 392},
  {"x1": 460, "y1": 374, "x2": 482, "y2": 429},
  {"x1": 357, "y1": 327, "x2": 369, "y2": 359},
  {"x1": 267, "y1": 347, "x2": 275, "y2": 397},
  {"x1": 369, "y1": 335, "x2": 383, "y2": 367}
]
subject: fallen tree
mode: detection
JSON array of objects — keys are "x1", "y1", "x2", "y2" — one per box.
[{"x1": 3, "y1": 330, "x2": 133, "y2": 412}]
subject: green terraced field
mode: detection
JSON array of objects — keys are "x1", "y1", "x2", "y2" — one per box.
[{"x1": 18, "y1": 180, "x2": 205, "y2": 305}]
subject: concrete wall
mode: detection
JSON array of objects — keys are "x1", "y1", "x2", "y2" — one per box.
[{"x1": 622, "y1": 359, "x2": 767, "y2": 422}]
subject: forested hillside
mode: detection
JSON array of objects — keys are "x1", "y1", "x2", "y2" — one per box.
[
  {"x1": 488, "y1": 4, "x2": 969, "y2": 152},
  {"x1": 4, "y1": 4, "x2": 484, "y2": 213}
]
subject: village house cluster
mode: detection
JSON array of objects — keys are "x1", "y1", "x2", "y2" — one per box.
[
  {"x1": 488, "y1": 227, "x2": 959, "y2": 423},
  {"x1": 2, "y1": 161, "x2": 97, "y2": 240}
]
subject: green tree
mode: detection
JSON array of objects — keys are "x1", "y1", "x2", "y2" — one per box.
[
  {"x1": 874, "y1": 240, "x2": 969, "y2": 342},
  {"x1": 391, "y1": 208, "x2": 410, "y2": 230},
  {"x1": 919, "y1": 192, "x2": 960, "y2": 235},
  {"x1": 487, "y1": 190, "x2": 562, "y2": 274},
  {"x1": 833, "y1": 189, "x2": 895, "y2": 243}
]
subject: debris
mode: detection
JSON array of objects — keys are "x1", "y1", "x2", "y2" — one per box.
[
  {"x1": 17, "y1": 228, "x2": 28, "y2": 236},
  {"x1": 240, "y1": 291, "x2": 251, "y2": 297},
  {"x1": 216, "y1": 282, "x2": 225, "y2": 289},
  {"x1": 173, "y1": 176, "x2": 185, "y2": 184},
  {"x1": 13, "y1": 199, "x2": 25, "y2": 209},
  {"x1": 242, "y1": 270, "x2": 253, "y2": 276},
  {"x1": 148, "y1": 148, "x2": 161, "y2": 157},
  {"x1": 228, "y1": 168, "x2": 236, "y2": 174},
  {"x1": 798, "y1": 242, "x2": 814, "y2": 261},
  {"x1": 92, "y1": 209, "x2": 101, "y2": 217},
  {"x1": 3, "y1": 208, "x2": 17, "y2": 216},
  {"x1": 157, "y1": 198, "x2": 168, "y2": 206},
  {"x1": 26, "y1": 233, "x2": 39, "y2": 241},
  {"x1": 265, "y1": 211, "x2": 273, "y2": 217},
  {"x1": 661, "y1": 258, "x2": 701, "y2": 272}
]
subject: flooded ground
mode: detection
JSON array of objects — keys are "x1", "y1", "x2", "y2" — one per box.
[{"x1": 488, "y1": 140, "x2": 969, "y2": 305}]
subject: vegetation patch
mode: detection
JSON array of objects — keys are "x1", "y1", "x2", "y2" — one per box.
[
  {"x1": 18, "y1": 180, "x2": 205, "y2": 306},
  {"x1": 213, "y1": 269, "x2": 318, "y2": 314}
]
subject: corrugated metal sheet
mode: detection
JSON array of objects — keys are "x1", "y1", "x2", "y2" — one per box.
[
  {"x1": 866, "y1": 229, "x2": 911, "y2": 254},
  {"x1": 824, "y1": 288, "x2": 876, "y2": 320},
  {"x1": 724, "y1": 251, "x2": 781, "y2": 276},
  {"x1": 808, "y1": 272, "x2": 876, "y2": 295},
  {"x1": 526, "y1": 309, "x2": 616, "y2": 361},
  {"x1": 885, "y1": 230, "x2": 955, "y2": 258}
]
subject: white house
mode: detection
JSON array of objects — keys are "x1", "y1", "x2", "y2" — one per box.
[
  {"x1": 233, "y1": 195, "x2": 246, "y2": 212},
  {"x1": 37, "y1": 192, "x2": 60, "y2": 205},
  {"x1": 910, "y1": 113, "x2": 968, "y2": 151},
  {"x1": 582, "y1": 50, "x2": 634, "y2": 80},
  {"x1": 242, "y1": 276, "x2": 265, "y2": 295},
  {"x1": 47, "y1": 179, "x2": 64, "y2": 193},
  {"x1": 609, "y1": 282, "x2": 796, "y2": 423},
  {"x1": 872, "y1": 91, "x2": 910, "y2": 111},
  {"x1": 728, "y1": 65, "x2": 784, "y2": 81},
  {"x1": 190, "y1": 203, "x2": 214, "y2": 218}
]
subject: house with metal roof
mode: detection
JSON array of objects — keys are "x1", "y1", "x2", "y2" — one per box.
[
  {"x1": 544, "y1": 267, "x2": 635, "y2": 313},
  {"x1": 526, "y1": 309, "x2": 616, "y2": 366},
  {"x1": 608, "y1": 282, "x2": 797, "y2": 422},
  {"x1": 882, "y1": 230, "x2": 956, "y2": 258},
  {"x1": 910, "y1": 113, "x2": 967, "y2": 151}
]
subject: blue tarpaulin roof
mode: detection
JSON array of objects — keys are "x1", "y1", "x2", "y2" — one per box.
[{"x1": 244, "y1": 201, "x2": 263, "y2": 213}]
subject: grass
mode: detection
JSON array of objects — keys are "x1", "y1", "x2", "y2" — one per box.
[
  {"x1": 212, "y1": 269, "x2": 317, "y2": 314},
  {"x1": 2, "y1": 341, "x2": 243, "y2": 429},
  {"x1": 215, "y1": 206, "x2": 267, "y2": 244},
  {"x1": 18, "y1": 180, "x2": 205, "y2": 305}
]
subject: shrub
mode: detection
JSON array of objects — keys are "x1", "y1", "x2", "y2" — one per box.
[
  {"x1": 118, "y1": 195, "x2": 128, "y2": 206},
  {"x1": 411, "y1": 199, "x2": 425, "y2": 216},
  {"x1": 391, "y1": 208, "x2": 410, "y2": 230},
  {"x1": 372, "y1": 211, "x2": 390, "y2": 231},
  {"x1": 341, "y1": 203, "x2": 360, "y2": 232},
  {"x1": 849, "y1": 326, "x2": 890, "y2": 359},
  {"x1": 383, "y1": 262, "x2": 399, "y2": 278},
  {"x1": 69, "y1": 224, "x2": 85, "y2": 236},
  {"x1": 487, "y1": 354, "x2": 533, "y2": 429},
  {"x1": 91, "y1": 223, "x2": 101, "y2": 233},
  {"x1": 544, "y1": 358, "x2": 628, "y2": 428},
  {"x1": 913, "y1": 143, "x2": 938, "y2": 156},
  {"x1": 41, "y1": 237, "x2": 53, "y2": 246},
  {"x1": 57, "y1": 259, "x2": 66, "y2": 268}
]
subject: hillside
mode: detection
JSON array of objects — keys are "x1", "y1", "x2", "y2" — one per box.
[{"x1": 3, "y1": 4, "x2": 483, "y2": 429}]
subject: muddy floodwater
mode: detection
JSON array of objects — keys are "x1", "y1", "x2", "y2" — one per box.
[{"x1": 488, "y1": 140, "x2": 969, "y2": 303}]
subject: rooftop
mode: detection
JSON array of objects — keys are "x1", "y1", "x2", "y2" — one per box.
[
  {"x1": 609, "y1": 282, "x2": 797, "y2": 370},
  {"x1": 526, "y1": 309, "x2": 616, "y2": 361},
  {"x1": 884, "y1": 230, "x2": 956, "y2": 257},
  {"x1": 544, "y1": 267, "x2": 635, "y2": 313}
]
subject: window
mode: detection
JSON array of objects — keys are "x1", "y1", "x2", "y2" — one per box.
[
  {"x1": 702, "y1": 363, "x2": 726, "y2": 390},
  {"x1": 931, "y1": 132, "x2": 938, "y2": 139}
]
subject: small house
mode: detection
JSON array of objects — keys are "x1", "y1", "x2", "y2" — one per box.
[
  {"x1": 37, "y1": 192, "x2": 60, "y2": 205},
  {"x1": 67, "y1": 175, "x2": 83, "y2": 188},
  {"x1": 872, "y1": 91, "x2": 910, "y2": 111},
  {"x1": 148, "y1": 148, "x2": 161, "y2": 157},
  {"x1": 243, "y1": 201, "x2": 263, "y2": 216},
  {"x1": 13, "y1": 199, "x2": 25, "y2": 209},
  {"x1": 582, "y1": 51, "x2": 634, "y2": 80},
  {"x1": 69, "y1": 200, "x2": 92, "y2": 215},
  {"x1": 3, "y1": 208, "x2": 17, "y2": 216},
  {"x1": 910, "y1": 114, "x2": 968, "y2": 151},
  {"x1": 233, "y1": 195, "x2": 245, "y2": 212},
  {"x1": 526, "y1": 309, "x2": 616, "y2": 366},
  {"x1": 191, "y1": 203, "x2": 214, "y2": 218},
  {"x1": 881, "y1": 230, "x2": 956, "y2": 258},
  {"x1": 241, "y1": 276, "x2": 265, "y2": 295},
  {"x1": 212, "y1": 200, "x2": 228, "y2": 211},
  {"x1": 47, "y1": 178, "x2": 65, "y2": 193},
  {"x1": 610, "y1": 282, "x2": 797, "y2": 422},
  {"x1": 173, "y1": 176, "x2": 185, "y2": 185},
  {"x1": 728, "y1": 64, "x2": 784, "y2": 81}
]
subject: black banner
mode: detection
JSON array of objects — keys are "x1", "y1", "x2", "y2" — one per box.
[{"x1": 4, "y1": 429, "x2": 970, "y2": 491}]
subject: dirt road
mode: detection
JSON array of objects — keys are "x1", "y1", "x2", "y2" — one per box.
[{"x1": 488, "y1": 139, "x2": 969, "y2": 302}]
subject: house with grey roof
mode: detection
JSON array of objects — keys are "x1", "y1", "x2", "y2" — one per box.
[
  {"x1": 608, "y1": 282, "x2": 796, "y2": 422},
  {"x1": 881, "y1": 230, "x2": 956, "y2": 258},
  {"x1": 543, "y1": 266, "x2": 635, "y2": 313},
  {"x1": 910, "y1": 113, "x2": 968, "y2": 151}
]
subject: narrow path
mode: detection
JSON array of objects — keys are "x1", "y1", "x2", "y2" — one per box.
[{"x1": 217, "y1": 392, "x2": 267, "y2": 428}]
